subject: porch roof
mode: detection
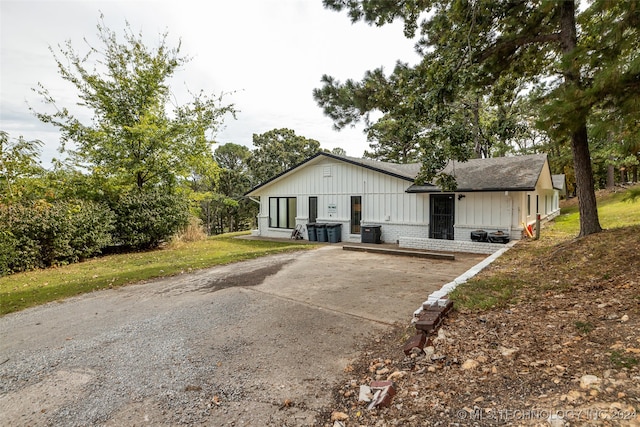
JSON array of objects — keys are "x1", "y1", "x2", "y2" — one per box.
[{"x1": 406, "y1": 154, "x2": 548, "y2": 193}]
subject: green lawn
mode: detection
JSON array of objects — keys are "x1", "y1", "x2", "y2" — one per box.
[
  {"x1": 0, "y1": 233, "x2": 315, "y2": 316},
  {"x1": 551, "y1": 188, "x2": 640, "y2": 234}
]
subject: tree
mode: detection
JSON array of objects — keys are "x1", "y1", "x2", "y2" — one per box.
[
  {"x1": 31, "y1": 16, "x2": 235, "y2": 190},
  {"x1": 213, "y1": 143, "x2": 255, "y2": 233},
  {"x1": 318, "y1": 0, "x2": 639, "y2": 237},
  {"x1": 248, "y1": 128, "x2": 320, "y2": 185},
  {"x1": 0, "y1": 131, "x2": 43, "y2": 202}
]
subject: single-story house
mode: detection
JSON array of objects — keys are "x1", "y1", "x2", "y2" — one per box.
[{"x1": 245, "y1": 152, "x2": 563, "y2": 254}]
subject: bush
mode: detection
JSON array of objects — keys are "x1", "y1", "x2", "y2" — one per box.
[
  {"x1": 0, "y1": 200, "x2": 115, "y2": 274},
  {"x1": 50, "y1": 200, "x2": 115, "y2": 264},
  {"x1": 0, "y1": 230, "x2": 19, "y2": 276},
  {"x1": 110, "y1": 189, "x2": 190, "y2": 249}
]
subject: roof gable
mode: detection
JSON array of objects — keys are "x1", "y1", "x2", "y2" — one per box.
[{"x1": 245, "y1": 152, "x2": 421, "y2": 196}]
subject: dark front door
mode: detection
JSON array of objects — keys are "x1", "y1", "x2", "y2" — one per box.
[{"x1": 430, "y1": 194, "x2": 454, "y2": 240}]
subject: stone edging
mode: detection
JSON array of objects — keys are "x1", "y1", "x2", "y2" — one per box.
[{"x1": 403, "y1": 241, "x2": 516, "y2": 355}]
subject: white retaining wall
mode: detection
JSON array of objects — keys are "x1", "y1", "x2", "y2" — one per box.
[{"x1": 399, "y1": 236, "x2": 511, "y2": 254}]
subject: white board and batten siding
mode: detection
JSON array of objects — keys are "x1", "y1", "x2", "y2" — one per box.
[
  {"x1": 454, "y1": 192, "x2": 521, "y2": 240},
  {"x1": 253, "y1": 157, "x2": 428, "y2": 242}
]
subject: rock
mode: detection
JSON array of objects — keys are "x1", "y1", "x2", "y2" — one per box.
[
  {"x1": 548, "y1": 414, "x2": 566, "y2": 427},
  {"x1": 359, "y1": 385, "x2": 373, "y2": 402},
  {"x1": 330, "y1": 411, "x2": 349, "y2": 421},
  {"x1": 461, "y1": 359, "x2": 479, "y2": 370},
  {"x1": 403, "y1": 333, "x2": 428, "y2": 355},
  {"x1": 554, "y1": 365, "x2": 566, "y2": 373},
  {"x1": 499, "y1": 346, "x2": 519, "y2": 358},
  {"x1": 563, "y1": 390, "x2": 584, "y2": 403},
  {"x1": 579, "y1": 374, "x2": 601, "y2": 389},
  {"x1": 620, "y1": 314, "x2": 629, "y2": 322},
  {"x1": 376, "y1": 367, "x2": 390, "y2": 376},
  {"x1": 387, "y1": 370, "x2": 406, "y2": 381},
  {"x1": 367, "y1": 381, "x2": 397, "y2": 409}
]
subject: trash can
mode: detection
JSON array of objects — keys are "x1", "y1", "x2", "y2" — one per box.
[
  {"x1": 470, "y1": 230, "x2": 487, "y2": 242},
  {"x1": 307, "y1": 223, "x2": 317, "y2": 241},
  {"x1": 326, "y1": 223, "x2": 342, "y2": 243},
  {"x1": 488, "y1": 231, "x2": 510, "y2": 244},
  {"x1": 316, "y1": 223, "x2": 328, "y2": 242},
  {"x1": 361, "y1": 225, "x2": 382, "y2": 244}
]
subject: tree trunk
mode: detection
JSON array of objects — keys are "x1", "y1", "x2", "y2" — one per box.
[
  {"x1": 472, "y1": 96, "x2": 483, "y2": 158},
  {"x1": 571, "y1": 124, "x2": 602, "y2": 236},
  {"x1": 607, "y1": 158, "x2": 615, "y2": 189},
  {"x1": 559, "y1": 1, "x2": 602, "y2": 237}
]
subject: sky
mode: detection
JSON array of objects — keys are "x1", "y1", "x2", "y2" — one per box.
[{"x1": 1, "y1": 0, "x2": 421, "y2": 167}]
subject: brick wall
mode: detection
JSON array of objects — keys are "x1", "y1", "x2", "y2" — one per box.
[
  {"x1": 399, "y1": 236, "x2": 509, "y2": 254},
  {"x1": 377, "y1": 223, "x2": 429, "y2": 244}
]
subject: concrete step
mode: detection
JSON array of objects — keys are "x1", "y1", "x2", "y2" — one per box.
[{"x1": 342, "y1": 244, "x2": 455, "y2": 260}]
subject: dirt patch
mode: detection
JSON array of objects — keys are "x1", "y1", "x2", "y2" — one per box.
[
  {"x1": 321, "y1": 227, "x2": 640, "y2": 426},
  {"x1": 194, "y1": 260, "x2": 293, "y2": 292}
]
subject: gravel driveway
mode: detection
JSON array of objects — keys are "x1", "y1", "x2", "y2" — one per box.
[{"x1": 0, "y1": 245, "x2": 484, "y2": 426}]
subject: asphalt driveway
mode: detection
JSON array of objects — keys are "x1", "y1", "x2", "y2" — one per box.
[{"x1": 0, "y1": 245, "x2": 485, "y2": 426}]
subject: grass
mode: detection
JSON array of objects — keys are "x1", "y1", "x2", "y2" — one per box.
[
  {"x1": 574, "y1": 321, "x2": 595, "y2": 335},
  {"x1": 610, "y1": 350, "x2": 639, "y2": 369},
  {"x1": 0, "y1": 232, "x2": 315, "y2": 316},
  {"x1": 450, "y1": 186, "x2": 640, "y2": 311},
  {"x1": 552, "y1": 188, "x2": 640, "y2": 234}
]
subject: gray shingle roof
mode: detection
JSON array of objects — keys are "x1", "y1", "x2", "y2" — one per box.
[
  {"x1": 335, "y1": 154, "x2": 421, "y2": 180},
  {"x1": 406, "y1": 154, "x2": 549, "y2": 193},
  {"x1": 246, "y1": 151, "x2": 550, "y2": 195},
  {"x1": 552, "y1": 174, "x2": 566, "y2": 190}
]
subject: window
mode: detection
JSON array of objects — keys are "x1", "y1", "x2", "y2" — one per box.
[
  {"x1": 269, "y1": 197, "x2": 297, "y2": 229},
  {"x1": 309, "y1": 197, "x2": 318, "y2": 223},
  {"x1": 527, "y1": 195, "x2": 531, "y2": 216},
  {"x1": 350, "y1": 196, "x2": 361, "y2": 234}
]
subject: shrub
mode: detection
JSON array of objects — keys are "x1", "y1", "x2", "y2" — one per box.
[
  {"x1": 110, "y1": 189, "x2": 190, "y2": 249},
  {"x1": 0, "y1": 230, "x2": 19, "y2": 276},
  {"x1": 0, "y1": 200, "x2": 115, "y2": 274}
]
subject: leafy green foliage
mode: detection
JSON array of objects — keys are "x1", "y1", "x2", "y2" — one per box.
[
  {"x1": 31, "y1": 16, "x2": 235, "y2": 190},
  {"x1": 248, "y1": 128, "x2": 320, "y2": 185},
  {"x1": 318, "y1": 0, "x2": 639, "y2": 237},
  {"x1": 109, "y1": 189, "x2": 190, "y2": 249},
  {"x1": 0, "y1": 200, "x2": 115, "y2": 275},
  {"x1": 0, "y1": 131, "x2": 43, "y2": 202}
]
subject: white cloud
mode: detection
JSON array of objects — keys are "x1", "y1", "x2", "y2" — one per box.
[{"x1": 1, "y1": 0, "x2": 420, "y2": 166}]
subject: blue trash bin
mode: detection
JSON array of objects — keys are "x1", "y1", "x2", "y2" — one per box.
[
  {"x1": 316, "y1": 224, "x2": 328, "y2": 242},
  {"x1": 326, "y1": 223, "x2": 342, "y2": 243},
  {"x1": 307, "y1": 223, "x2": 317, "y2": 241}
]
